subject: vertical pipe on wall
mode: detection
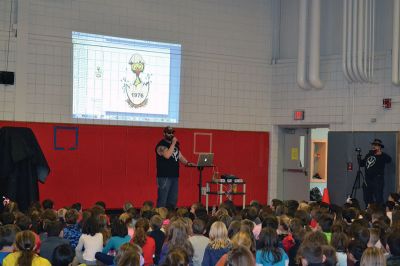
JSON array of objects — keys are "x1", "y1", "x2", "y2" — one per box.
[
  {"x1": 367, "y1": 0, "x2": 373, "y2": 80},
  {"x1": 346, "y1": 0, "x2": 356, "y2": 81},
  {"x1": 371, "y1": 0, "x2": 375, "y2": 80},
  {"x1": 351, "y1": 0, "x2": 361, "y2": 81},
  {"x1": 367, "y1": 0, "x2": 372, "y2": 80},
  {"x1": 309, "y1": 0, "x2": 323, "y2": 89},
  {"x1": 271, "y1": 0, "x2": 281, "y2": 64},
  {"x1": 343, "y1": 0, "x2": 352, "y2": 82},
  {"x1": 297, "y1": 0, "x2": 311, "y2": 89},
  {"x1": 392, "y1": 0, "x2": 400, "y2": 85},
  {"x1": 357, "y1": 0, "x2": 367, "y2": 81},
  {"x1": 363, "y1": 0, "x2": 369, "y2": 80},
  {"x1": 366, "y1": 0, "x2": 373, "y2": 80},
  {"x1": 342, "y1": 0, "x2": 374, "y2": 84}
]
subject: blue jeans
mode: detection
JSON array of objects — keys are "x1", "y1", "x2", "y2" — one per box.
[{"x1": 157, "y1": 177, "x2": 178, "y2": 209}]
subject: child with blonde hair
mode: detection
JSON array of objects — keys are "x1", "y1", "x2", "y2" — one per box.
[
  {"x1": 201, "y1": 221, "x2": 230, "y2": 266},
  {"x1": 360, "y1": 247, "x2": 386, "y2": 266}
]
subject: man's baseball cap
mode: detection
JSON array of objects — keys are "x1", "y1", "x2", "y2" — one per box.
[{"x1": 163, "y1": 126, "x2": 175, "y2": 134}]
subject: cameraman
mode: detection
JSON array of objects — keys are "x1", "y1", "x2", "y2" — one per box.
[{"x1": 359, "y1": 139, "x2": 391, "y2": 206}]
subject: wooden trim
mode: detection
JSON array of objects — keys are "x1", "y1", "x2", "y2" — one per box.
[
  {"x1": 397, "y1": 132, "x2": 400, "y2": 193},
  {"x1": 310, "y1": 139, "x2": 328, "y2": 181},
  {"x1": 310, "y1": 179, "x2": 327, "y2": 183}
]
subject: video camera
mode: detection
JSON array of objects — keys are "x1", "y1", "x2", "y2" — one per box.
[{"x1": 355, "y1": 148, "x2": 362, "y2": 163}]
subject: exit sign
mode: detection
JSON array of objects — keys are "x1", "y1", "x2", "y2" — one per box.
[{"x1": 294, "y1": 110, "x2": 305, "y2": 120}]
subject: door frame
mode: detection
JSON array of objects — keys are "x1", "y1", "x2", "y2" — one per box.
[{"x1": 276, "y1": 124, "x2": 330, "y2": 200}]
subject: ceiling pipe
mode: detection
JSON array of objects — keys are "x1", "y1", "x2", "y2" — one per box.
[
  {"x1": 297, "y1": 0, "x2": 311, "y2": 90},
  {"x1": 392, "y1": 0, "x2": 400, "y2": 85},
  {"x1": 271, "y1": 0, "x2": 281, "y2": 64},
  {"x1": 367, "y1": 0, "x2": 373, "y2": 80},
  {"x1": 371, "y1": 0, "x2": 375, "y2": 80},
  {"x1": 308, "y1": 0, "x2": 323, "y2": 89},
  {"x1": 351, "y1": 0, "x2": 362, "y2": 81},
  {"x1": 346, "y1": 0, "x2": 357, "y2": 81},
  {"x1": 369, "y1": 0, "x2": 374, "y2": 80},
  {"x1": 342, "y1": 0, "x2": 375, "y2": 83},
  {"x1": 357, "y1": 0, "x2": 367, "y2": 81},
  {"x1": 363, "y1": 0, "x2": 369, "y2": 80},
  {"x1": 342, "y1": 0, "x2": 352, "y2": 82}
]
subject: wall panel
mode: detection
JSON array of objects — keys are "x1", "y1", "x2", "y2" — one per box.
[{"x1": 0, "y1": 121, "x2": 269, "y2": 209}]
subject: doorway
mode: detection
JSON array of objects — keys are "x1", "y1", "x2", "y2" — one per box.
[
  {"x1": 277, "y1": 126, "x2": 329, "y2": 201},
  {"x1": 309, "y1": 128, "x2": 329, "y2": 195}
]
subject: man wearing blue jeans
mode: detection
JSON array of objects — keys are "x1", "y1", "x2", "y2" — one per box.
[{"x1": 155, "y1": 126, "x2": 194, "y2": 209}]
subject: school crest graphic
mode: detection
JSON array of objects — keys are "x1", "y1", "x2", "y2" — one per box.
[{"x1": 121, "y1": 54, "x2": 151, "y2": 108}]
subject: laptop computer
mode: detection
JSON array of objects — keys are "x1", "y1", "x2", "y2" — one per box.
[{"x1": 197, "y1": 153, "x2": 214, "y2": 167}]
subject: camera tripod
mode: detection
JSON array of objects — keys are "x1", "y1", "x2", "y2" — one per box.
[{"x1": 350, "y1": 152, "x2": 367, "y2": 199}]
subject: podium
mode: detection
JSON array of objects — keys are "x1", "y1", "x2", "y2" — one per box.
[
  {"x1": 205, "y1": 179, "x2": 246, "y2": 210},
  {"x1": 186, "y1": 165, "x2": 214, "y2": 203}
]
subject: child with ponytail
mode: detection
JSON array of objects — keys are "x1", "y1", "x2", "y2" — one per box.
[
  {"x1": 3, "y1": 230, "x2": 51, "y2": 266},
  {"x1": 131, "y1": 218, "x2": 155, "y2": 266}
]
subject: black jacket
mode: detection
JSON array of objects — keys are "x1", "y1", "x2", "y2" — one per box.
[
  {"x1": 360, "y1": 150, "x2": 391, "y2": 180},
  {"x1": 0, "y1": 127, "x2": 50, "y2": 211}
]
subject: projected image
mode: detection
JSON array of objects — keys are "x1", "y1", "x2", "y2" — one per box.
[
  {"x1": 72, "y1": 32, "x2": 181, "y2": 123},
  {"x1": 124, "y1": 54, "x2": 150, "y2": 108}
]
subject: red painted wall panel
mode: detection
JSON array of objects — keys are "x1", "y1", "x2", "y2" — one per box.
[{"x1": 0, "y1": 121, "x2": 269, "y2": 209}]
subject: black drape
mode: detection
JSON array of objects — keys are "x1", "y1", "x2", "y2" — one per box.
[{"x1": 0, "y1": 127, "x2": 50, "y2": 211}]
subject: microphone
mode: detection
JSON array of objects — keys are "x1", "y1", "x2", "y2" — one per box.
[{"x1": 176, "y1": 141, "x2": 180, "y2": 148}]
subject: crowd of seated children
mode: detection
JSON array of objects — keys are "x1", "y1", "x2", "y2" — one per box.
[{"x1": 0, "y1": 193, "x2": 400, "y2": 266}]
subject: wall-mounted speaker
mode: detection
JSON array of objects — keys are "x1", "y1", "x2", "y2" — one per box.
[{"x1": 0, "y1": 71, "x2": 15, "y2": 85}]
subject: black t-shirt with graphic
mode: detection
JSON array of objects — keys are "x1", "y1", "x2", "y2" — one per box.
[
  {"x1": 361, "y1": 150, "x2": 391, "y2": 180},
  {"x1": 155, "y1": 139, "x2": 180, "y2": 178}
]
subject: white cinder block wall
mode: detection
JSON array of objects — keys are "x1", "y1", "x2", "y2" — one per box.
[
  {"x1": 272, "y1": 0, "x2": 398, "y2": 131},
  {"x1": 1, "y1": 0, "x2": 399, "y2": 202},
  {"x1": 268, "y1": 54, "x2": 400, "y2": 200},
  {"x1": 0, "y1": 0, "x2": 272, "y2": 131},
  {"x1": 0, "y1": 0, "x2": 16, "y2": 120},
  {"x1": 267, "y1": 0, "x2": 400, "y2": 200}
]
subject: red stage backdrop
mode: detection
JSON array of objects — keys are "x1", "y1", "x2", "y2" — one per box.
[{"x1": 0, "y1": 121, "x2": 269, "y2": 209}]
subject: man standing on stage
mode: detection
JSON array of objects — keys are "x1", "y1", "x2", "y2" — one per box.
[
  {"x1": 360, "y1": 139, "x2": 391, "y2": 206},
  {"x1": 155, "y1": 126, "x2": 194, "y2": 209}
]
